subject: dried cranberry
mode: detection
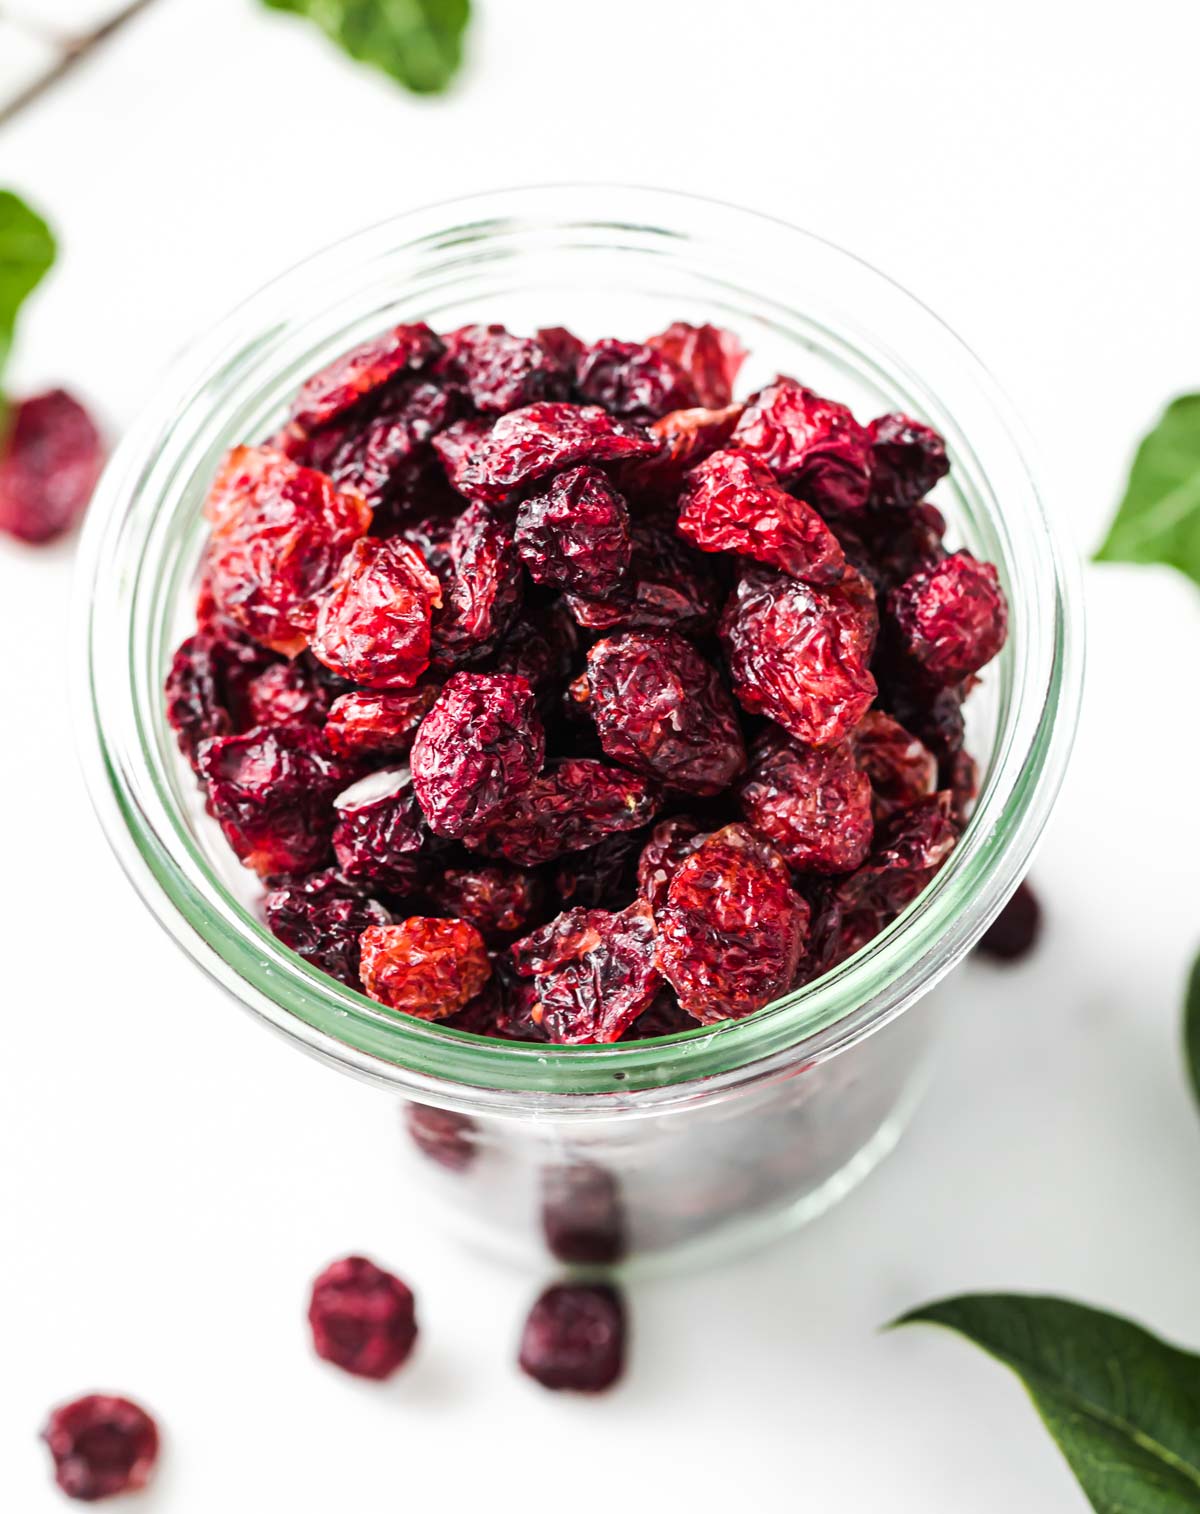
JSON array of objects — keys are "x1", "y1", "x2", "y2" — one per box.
[
  {"x1": 535, "y1": 325, "x2": 586, "y2": 370},
  {"x1": 565, "y1": 519, "x2": 723, "y2": 638},
  {"x1": 677, "y1": 449, "x2": 846, "y2": 584},
  {"x1": 444, "y1": 953, "x2": 546, "y2": 1041},
  {"x1": 464, "y1": 758, "x2": 659, "y2": 867},
  {"x1": 359, "y1": 916, "x2": 491, "y2": 1019},
  {"x1": 636, "y1": 816, "x2": 707, "y2": 909},
  {"x1": 458, "y1": 402, "x2": 657, "y2": 503},
  {"x1": 732, "y1": 379, "x2": 873, "y2": 512},
  {"x1": 492, "y1": 603, "x2": 580, "y2": 694},
  {"x1": 736, "y1": 728, "x2": 873, "y2": 874},
  {"x1": 204, "y1": 447, "x2": 372, "y2": 655},
  {"x1": 582, "y1": 630, "x2": 746, "y2": 796},
  {"x1": 518, "y1": 1284, "x2": 626, "y2": 1393},
  {"x1": 245, "y1": 658, "x2": 334, "y2": 728},
  {"x1": 888, "y1": 551, "x2": 1008, "y2": 685},
  {"x1": 305, "y1": 380, "x2": 458, "y2": 509},
  {"x1": 511, "y1": 907, "x2": 609, "y2": 977},
  {"x1": 630, "y1": 402, "x2": 746, "y2": 492},
  {"x1": 574, "y1": 337, "x2": 699, "y2": 423},
  {"x1": 541, "y1": 1164, "x2": 626, "y2": 1264},
  {"x1": 411, "y1": 672, "x2": 545, "y2": 837},
  {"x1": 720, "y1": 567, "x2": 877, "y2": 747},
  {"x1": 948, "y1": 747, "x2": 979, "y2": 822},
  {"x1": 554, "y1": 829, "x2": 643, "y2": 910},
  {"x1": 852, "y1": 710, "x2": 937, "y2": 820},
  {"x1": 977, "y1": 880, "x2": 1041, "y2": 962},
  {"x1": 289, "y1": 323, "x2": 442, "y2": 433},
  {"x1": 265, "y1": 868, "x2": 391, "y2": 988},
  {"x1": 333, "y1": 769, "x2": 429, "y2": 895},
  {"x1": 309, "y1": 535, "x2": 443, "y2": 687},
  {"x1": 514, "y1": 465, "x2": 632, "y2": 596},
  {"x1": 843, "y1": 499, "x2": 948, "y2": 595},
  {"x1": 646, "y1": 321, "x2": 748, "y2": 408},
  {"x1": 0, "y1": 389, "x2": 105, "y2": 544},
  {"x1": 324, "y1": 684, "x2": 441, "y2": 759},
  {"x1": 437, "y1": 324, "x2": 571, "y2": 413},
  {"x1": 527, "y1": 900, "x2": 662, "y2": 1044},
  {"x1": 432, "y1": 416, "x2": 493, "y2": 499},
  {"x1": 654, "y1": 823, "x2": 810, "y2": 1022},
  {"x1": 868, "y1": 412, "x2": 949, "y2": 505},
  {"x1": 430, "y1": 503, "x2": 523, "y2": 667},
  {"x1": 628, "y1": 988, "x2": 695, "y2": 1038},
  {"x1": 165, "y1": 626, "x2": 272, "y2": 772},
  {"x1": 404, "y1": 1102, "x2": 478, "y2": 1171},
  {"x1": 427, "y1": 864, "x2": 544, "y2": 943},
  {"x1": 41, "y1": 1394, "x2": 159, "y2": 1502},
  {"x1": 307, "y1": 1255, "x2": 418, "y2": 1379}
]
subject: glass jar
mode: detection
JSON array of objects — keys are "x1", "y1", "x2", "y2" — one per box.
[{"x1": 77, "y1": 186, "x2": 1082, "y2": 1273}]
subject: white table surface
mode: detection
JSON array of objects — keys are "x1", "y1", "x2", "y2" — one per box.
[{"x1": 3, "y1": 2, "x2": 1200, "y2": 1508}]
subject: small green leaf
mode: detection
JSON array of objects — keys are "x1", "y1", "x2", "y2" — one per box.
[
  {"x1": 895, "y1": 1294, "x2": 1200, "y2": 1512},
  {"x1": 1184, "y1": 950, "x2": 1200, "y2": 1111},
  {"x1": 1094, "y1": 395, "x2": 1200, "y2": 588},
  {"x1": 260, "y1": 0, "x2": 471, "y2": 94},
  {"x1": 0, "y1": 190, "x2": 56, "y2": 383}
]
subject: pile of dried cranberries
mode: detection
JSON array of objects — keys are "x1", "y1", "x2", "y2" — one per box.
[{"x1": 166, "y1": 319, "x2": 1007, "y2": 1043}]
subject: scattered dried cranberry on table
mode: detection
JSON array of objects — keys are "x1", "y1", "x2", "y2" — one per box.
[
  {"x1": 0, "y1": 389, "x2": 105, "y2": 544},
  {"x1": 167, "y1": 319, "x2": 1008, "y2": 1043},
  {"x1": 41, "y1": 1393, "x2": 159, "y2": 1502},
  {"x1": 518, "y1": 1282, "x2": 627, "y2": 1393},
  {"x1": 308, "y1": 1255, "x2": 418, "y2": 1379}
]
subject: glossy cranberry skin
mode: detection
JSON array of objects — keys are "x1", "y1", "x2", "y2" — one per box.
[
  {"x1": 41, "y1": 1394, "x2": 159, "y2": 1502},
  {"x1": 977, "y1": 880, "x2": 1042, "y2": 962},
  {"x1": 360, "y1": 916, "x2": 491, "y2": 1019},
  {"x1": 245, "y1": 657, "x2": 334, "y2": 728},
  {"x1": 888, "y1": 551, "x2": 1008, "y2": 685},
  {"x1": 574, "y1": 337, "x2": 699, "y2": 423},
  {"x1": 565, "y1": 519, "x2": 723, "y2": 639},
  {"x1": 868, "y1": 412, "x2": 949, "y2": 505},
  {"x1": 308, "y1": 1255, "x2": 418, "y2": 1379},
  {"x1": 582, "y1": 630, "x2": 746, "y2": 796},
  {"x1": 636, "y1": 816, "x2": 707, "y2": 909},
  {"x1": 430, "y1": 503, "x2": 523, "y2": 667},
  {"x1": 289, "y1": 323, "x2": 442, "y2": 433},
  {"x1": 324, "y1": 684, "x2": 441, "y2": 759},
  {"x1": 646, "y1": 321, "x2": 747, "y2": 408},
  {"x1": 298, "y1": 379, "x2": 459, "y2": 510},
  {"x1": 519, "y1": 1284, "x2": 626, "y2": 1393},
  {"x1": 431, "y1": 416, "x2": 493, "y2": 500},
  {"x1": 852, "y1": 709, "x2": 937, "y2": 821},
  {"x1": 437, "y1": 323, "x2": 571, "y2": 413},
  {"x1": 736, "y1": 728, "x2": 873, "y2": 874},
  {"x1": 0, "y1": 389, "x2": 105, "y2": 543},
  {"x1": 514, "y1": 465, "x2": 632, "y2": 596},
  {"x1": 427, "y1": 864, "x2": 544, "y2": 943},
  {"x1": 333, "y1": 770, "x2": 429, "y2": 895},
  {"x1": 631, "y1": 402, "x2": 745, "y2": 492},
  {"x1": 165, "y1": 626, "x2": 272, "y2": 773},
  {"x1": 457, "y1": 402, "x2": 657, "y2": 503},
  {"x1": 732, "y1": 378, "x2": 873, "y2": 513},
  {"x1": 677, "y1": 449, "x2": 846, "y2": 584},
  {"x1": 310, "y1": 535, "x2": 443, "y2": 688},
  {"x1": 264, "y1": 868, "x2": 391, "y2": 988}
]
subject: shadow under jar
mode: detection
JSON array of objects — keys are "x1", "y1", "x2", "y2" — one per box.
[{"x1": 79, "y1": 186, "x2": 1082, "y2": 1273}]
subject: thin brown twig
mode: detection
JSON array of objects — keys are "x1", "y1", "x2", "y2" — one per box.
[{"x1": 0, "y1": 0, "x2": 165, "y2": 129}]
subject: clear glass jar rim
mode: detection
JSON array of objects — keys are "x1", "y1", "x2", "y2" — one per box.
[{"x1": 75, "y1": 184, "x2": 1083, "y2": 1112}]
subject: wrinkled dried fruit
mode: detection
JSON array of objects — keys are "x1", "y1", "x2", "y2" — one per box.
[
  {"x1": 977, "y1": 879, "x2": 1041, "y2": 962},
  {"x1": 736, "y1": 728, "x2": 873, "y2": 874},
  {"x1": 565, "y1": 519, "x2": 722, "y2": 638},
  {"x1": 514, "y1": 465, "x2": 632, "y2": 596},
  {"x1": 165, "y1": 625, "x2": 272, "y2": 772},
  {"x1": 852, "y1": 709, "x2": 937, "y2": 820},
  {"x1": 41, "y1": 1394, "x2": 159, "y2": 1502},
  {"x1": 628, "y1": 988, "x2": 695, "y2": 1038},
  {"x1": 438, "y1": 323, "x2": 571, "y2": 413},
  {"x1": 333, "y1": 769, "x2": 429, "y2": 895},
  {"x1": 309, "y1": 535, "x2": 442, "y2": 687},
  {"x1": 888, "y1": 551, "x2": 1008, "y2": 685},
  {"x1": 444, "y1": 953, "x2": 547, "y2": 1041},
  {"x1": 575, "y1": 337, "x2": 698, "y2": 423},
  {"x1": 430, "y1": 503, "x2": 523, "y2": 666},
  {"x1": 869, "y1": 412, "x2": 949, "y2": 505},
  {"x1": 492, "y1": 603, "x2": 579, "y2": 694},
  {"x1": 431, "y1": 415, "x2": 493, "y2": 499},
  {"x1": 324, "y1": 684, "x2": 441, "y2": 759},
  {"x1": 519, "y1": 1284, "x2": 626, "y2": 1393},
  {"x1": 404, "y1": 1102, "x2": 478, "y2": 1171},
  {"x1": 720, "y1": 567, "x2": 877, "y2": 746},
  {"x1": 246, "y1": 657, "x2": 335, "y2": 728},
  {"x1": 427, "y1": 864, "x2": 544, "y2": 943},
  {"x1": 554, "y1": 829, "x2": 643, "y2": 910},
  {"x1": 583, "y1": 630, "x2": 746, "y2": 795},
  {"x1": 296, "y1": 379, "x2": 458, "y2": 509},
  {"x1": 677, "y1": 449, "x2": 846, "y2": 584},
  {"x1": 541, "y1": 1164, "x2": 626, "y2": 1264},
  {"x1": 646, "y1": 321, "x2": 747, "y2": 408},
  {"x1": 732, "y1": 378, "x2": 873, "y2": 512},
  {"x1": 308, "y1": 1255, "x2": 418, "y2": 1379},
  {"x1": 458, "y1": 402, "x2": 657, "y2": 503},
  {"x1": 527, "y1": 900, "x2": 662, "y2": 1044},
  {"x1": 289, "y1": 323, "x2": 442, "y2": 433},
  {"x1": 636, "y1": 816, "x2": 707, "y2": 910},
  {"x1": 0, "y1": 389, "x2": 105, "y2": 544},
  {"x1": 359, "y1": 916, "x2": 491, "y2": 1019},
  {"x1": 631, "y1": 402, "x2": 745, "y2": 491},
  {"x1": 265, "y1": 868, "x2": 391, "y2": 988}
]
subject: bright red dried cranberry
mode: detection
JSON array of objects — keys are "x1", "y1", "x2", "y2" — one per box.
[
  {"x1": 646, "y1": 321, "x2": 748, "y2": 408},
  {"x1": 198, "y1": 724, "x2": 349, "y2": 878},
  {"x1": 437, "y1": 324, "x2": 571, "y2": 413},
  {"x1": 309, "y1": 535, "x2": 443, "y2": 687},
  {"x1": 736, "y1": 728, "x2": 873, "y2": 874},
  {"x1": 324, "y1": 684, "x2": 442, "y2": 759},
  {"x1": 654, "y1": 823, "x2": 810, "y2": 1023},
  {"x1": 245, "y1": 657, "x2": 335, "y2": 728},
  {"x1": 430, "y1": 503, "x2": 523, "y2": 667},
  {"x1": 431, "y1": 415, "x2": 493, "y2": 500},
  {"x1": 582, "y1": 630, "x2": 746, "y2": 796},
  {"x1": 404, "y1": 1102, "x2": 478, "y2": 1171},
  {"x1": 630, "y1": 402, "x2": 746, "y2": 493},
  {"x1": 554, "y1": 829, "x2": 643, "y2": 910},
  {"x1": 463, "y1": 758, "x2": 659, "y2": 867},
  {"x1": 41, "y1": 1394, "x2": 159, "y2": 1502},
  {"x1": 868, "y1": 412, "x2": 949, "y2": 505},
  {"x1": 526, "y1": 900, "x2": 662, "y2": 1044},
  {"x1": 203, "y1": 446, "x2": 372, "y2": 655},
  {"x1": 411, "y1": 672, "x2": 545, "y2": 837},
  {"x1": 636, "y1": 815, "x2": 707, "y2": 909},
  {"x1": 720, "y1": 566, "x2": 877, "y2": 747},
  {"x1": 514, "y1": 465, "x2": 632, "y2": 596},
  {"x1": 732, "y1": 379, "x2": 873, "y2": 512},
  {"x1": 427, "y1": 864, "x2": 544, "y2": 943},
  {"x1": 458, "y1": 402, "x2": 657, "y2": 503},
  {"x1": 289, "y1": 323, "x2": 442, "y2": 433},
  {"x1": 333, "y1": 769, "x2": 430, "y2": 895},
  {"x1": 977, "y1": 880, "x2": 1042, "y2": 962},
  {"x1": 0, "y1": 389, "x2": 105, "y2": 544},
  {"x1": 535, "y1": 325, "x2": 586, "y2": 370},
  {"x1": 574, "y1": 338, "x2": 699, "y2": 423},
  {"x1": 565, "y1": 519, "x2": 723, "y2": 638},
  {"x1": 677, "y1": 448, "x2": 846, "y2": 584},
  {"x1": 852, "y1": 709, "x2": 937, "y2": 820},
  {"x1": 265, "y1": 868, "x2": 391, "y2": 988},
  {"x1": 541, "y1": 1164, "x2": 626, "y2": 1264},
  {"x1": 518, "y1": 1283, "x2": 626, "y2": 1393},
  {"x1": 888, "y1": 551, "x2": 1008, "y2": 685},
  {"x1": 308, "y1": 1255, "x2": 418, "y2": 1379},
  {"x1": 359, "y1": 916, "x2": 491, "y2": 1019}
]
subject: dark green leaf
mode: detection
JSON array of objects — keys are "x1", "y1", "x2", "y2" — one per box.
[
  {"x1": 260, "y1": 0, "x2": 470, "y2": 94},
  {"x1": 1094, "y1": 395, "x2": 1200, "y2": 588},
  {"x1": 0, "y1": 190, "x2": 56, "y2": 382},
  {"x1": 1184, "y1": 949, "x2": 1200, "y2": 1111},
  {"x1": 895, "y1": 1294, "x2": 1200, "y2": 1512}
]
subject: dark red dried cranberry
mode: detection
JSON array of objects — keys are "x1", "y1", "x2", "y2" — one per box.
[
  {"x1": 646, "y1": 321, "x2": 748, "y2": 408},
  {"x1": 511, "y1": 906, "x2": 610, "y2": 977},
  {"x1": 360, "y1": 916, "x2": 491, "y2": 1019},
  {"x1": 677, "y1": 448, "x2": 846, "y2": 584},
  {"x1": 888, "y1": 551, "x2": 1008, "y2": 685},
  {"x1": 300, "y1": 380, "x2": 458, "y2": 509},
  {"x1": 437, "y1": 324, "x2": 571, "y2": 413},
  {"x1": 518, "y1": 1283, "x2": 626, "y2": 1393},
  {"x1": 514, "y1": 465, "x2": 632, "y2": 596},
  {"x1": 948, "y1": 747, "x2": 979, "y2": 822},
  {"x1": 333, "y1": 769, "x2": 429, "y2": 895},
  {"x1": 289, "y1": 323, "x2": 442, "y2": 433},
  {"x1": 308, "y1": 1255, "x2": 418, "y2": 1379},
  {"x1": 977, "y1": 880, "x2": 1041, "y2": 962},
  {"x1": 0, "y1": 389, "x2": 105, "y2": 544},
  {"x1": 245, "y1": 657, "x2": 334, "y2": 728},
  {"x1": 265, "y1": 868, "x2": 391, "y2": 988},
  {"x1": 458, "y1": 402, "x2": 657, "y2": 503},
  {"x1": 654, "y1": 823, "x2": 810, "y2": 1022},
  {"x1": 736, "y1": 727, "x2": 873, "y2": 874},
  {"x1": 427, "y1": 864, "x2": 544, "y2": 943},
  {"x1": 628, "y1": 988, "x2": 695, "y2": 1038},
  {"x1": 431, "y1": 416, "x2": 494, "y2": 500},
  {"x1": 636, "y1": 816, "x2": 707, "y2": 909},
  {"x1": 541, "y1": 1164, "x2": 626, "y2": 1264},
  {"x1": 324, "y1": 684, "x2": 442, "y2": 759},
  {"x1": 852, "y1": 710, "x2": 937, "y2": 821},
  {"x1": 310, "y1": 535, "x2": 443, "y2": 687},
  {"x1": 404, "y1": 1102, "x2": 478, "y2": 1171},
  {"x1": 535, "y1": 325, "x2": 586, "y2": 370},
  {"x1": 444, "y1": 952, "x2": 547, "y2": 1041},
  {"x1": 554, "y1": 829, "x2": 643, "y2": 910},
  {"x1": 732, "y1": 379, "x2": 873, "y2": 512},
  {"x1": 41, "y1": 1394, "x2": 159, "y2": 1502},
  {"x1": 165, "y1": 626, "x2": 273, "y2": 772},
  {"x1": 574, "y1": 337, "x2": 699, "y2": 423},
  {"x1": 565, "y1": 518, "x2": 723, "y2": 638},
  {"x1": 411, "y1": 672, "x2": 545, "y2": 837},
  {"x1": 430, "y1": 503, "x2": 523, "y2": 667},
  {"x1": 868, "y1": 412, "x2": 949, "y2": 505},
  {"x1": 720, "y1": 566, "x2": 877, "y2": 747},
  {"x1": 582, "y1": 630, "x2": 746, "y2": 796},
  {"x1": 492, "y1": 603, "x2": 580, "y2": 694}
]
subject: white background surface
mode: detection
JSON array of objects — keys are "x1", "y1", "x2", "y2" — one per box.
[{"x1": 2, "y1": 1, "x2": 1200, "y2": 1508}]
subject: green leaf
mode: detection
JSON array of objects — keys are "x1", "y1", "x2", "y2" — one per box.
[
  {"x1": 1094, "y1": 394, "x2": 1200, "y2": 587},
  {"x1": 260, "y1": 0, "x2": 471, "y2": 94},
  {"x1": 0, "y1": 190, "x2": 56, "y2": 383},
  {"x1": 1184, "y1": 950, "x2": 1200, "y2": 1111},
  {"x1": 895, "y1": 1294, "x2": 1200, "y2": 1512}
]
